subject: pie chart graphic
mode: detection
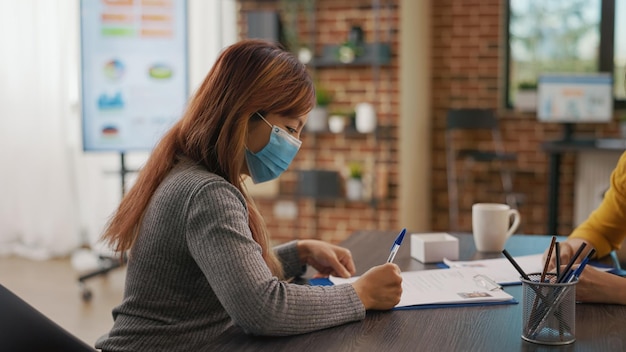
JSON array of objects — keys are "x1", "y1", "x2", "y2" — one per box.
[{"x1": 103, "y1": 59, "x2": 125, "y2": 80}]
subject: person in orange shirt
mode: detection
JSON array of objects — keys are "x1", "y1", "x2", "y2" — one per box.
[{"x1": 545, "y1": 151, "x2": 626, "y2": 305}]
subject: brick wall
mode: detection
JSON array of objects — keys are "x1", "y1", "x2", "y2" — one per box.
[
  {"x1": 239, "y1": 0, "x2": 399, "y2": 244},
  {"x1": 431, "y1": 0, "x2": 620, "y2": 236},
  {"x1": 238, "y1": 0, "x2": 621, "y2": 242}
]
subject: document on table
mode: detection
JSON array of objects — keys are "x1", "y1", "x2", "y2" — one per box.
[
  {"x1": 329, "y1": 267, "x2": 515, "y2": 309},
  {"x1": 442, "y1": 253, "x2": 615, "y2": 285},
  {"x1": 443, "y1": 254, "x2": 544, "y2": 285}
]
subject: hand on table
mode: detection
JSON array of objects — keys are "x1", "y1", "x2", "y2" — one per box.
[
  {"x1": 541, "y1": 239, "x2": 626, "y2": 304},
  {"x1": 297, "y1": 240, "x2": 356, "y2": 278},
  {"x1": 574, "y1": 265, "x2": 626, "y2": 305}
]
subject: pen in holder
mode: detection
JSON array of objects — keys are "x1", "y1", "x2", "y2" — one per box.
[{"x1": 521, "y1": 273, "x2": 577, "y2": 345}]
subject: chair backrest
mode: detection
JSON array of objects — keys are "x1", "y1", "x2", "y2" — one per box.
[
  {"x1": 0, "y1": 284, "x2": 95, "y2": 352},
  {"x1": 446, "y1": 108, "x2": 507, "y2": 155},
  {"x1": 445, "y1": 108, "x2": 516, "y2": 230},
  {"x1": 446, "y1": 108, "x2": 498, "y2": 131}
]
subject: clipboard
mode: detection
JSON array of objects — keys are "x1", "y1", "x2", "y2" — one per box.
[
  {"x1": 310, "y1": 268, "x2": 517, "y2": 310},
  {"x1": 443, "y1": 254, "x2": 545, "y2": 286}
]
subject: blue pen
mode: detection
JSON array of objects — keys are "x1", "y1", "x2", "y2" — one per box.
[
  {"x1": 566, "y1": 248, "x2": 596, "y2": 283},
  {"x1": 557, "y1": 242, "x2": 587, "y2": 283},
  {"x1": 386, "y1": 228, "x2": 407, "y2": 263},
  {"x1": 529, "y1": 248, "x2": 597, "y2": 338}
]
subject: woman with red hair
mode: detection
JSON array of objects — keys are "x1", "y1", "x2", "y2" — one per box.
[{"x1": 96, "y1": 39, "x2": 402, "y2": 351}]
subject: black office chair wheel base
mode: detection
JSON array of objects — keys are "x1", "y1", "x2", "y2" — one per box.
[{"x1": 80, "y1": 287, "x2": 93, "y2": 302}]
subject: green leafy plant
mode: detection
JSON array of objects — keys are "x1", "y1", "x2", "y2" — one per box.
[
  {"x1": 329, "y1": 109, "x2": 356, "y2": 126},
  {"x1": 348, "y1": 162, "x2": 363, "y2": 180},
  {"x1": 315, "y1": 86, "x2": 333, "y2": 107},
  {"x1": 329, "y1": 109, "x2": 354, "y2": 117},
  {"x1": 337, "y1": 41, "x2": 364, "y2": 63},
  {"x1": 517, "y1": 81, "x2": 538, "y2": 91}
]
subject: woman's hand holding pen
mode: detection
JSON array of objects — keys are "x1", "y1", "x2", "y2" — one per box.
[
  {"x1": 351, "y1": 264, "x2": 403, "y2": 310},
  {"x1": 297, "y1": 240, "x2": 356, "y2": 278}
]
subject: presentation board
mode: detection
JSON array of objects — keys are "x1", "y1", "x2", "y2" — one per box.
[
  {"x1": 80, "y1": 0, "x2": 188, "y2": 152},
  {"x1": 537, "y1": 73, "x2": 613, "y2": 123}
]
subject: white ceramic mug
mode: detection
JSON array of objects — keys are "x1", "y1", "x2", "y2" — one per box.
[{"x1": 472, "y1": 203, "x2": 521, "y2": 252}]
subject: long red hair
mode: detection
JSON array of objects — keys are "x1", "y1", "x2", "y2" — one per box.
[{"x1": 101, "y1": 39, "x2": 314, "y2": 277}]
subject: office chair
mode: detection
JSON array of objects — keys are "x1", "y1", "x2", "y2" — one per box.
[
  {"x1": 78, "y1": 252, "x2": 126, "y2": 302},
  {"x1": 446, "y1": 108, "x2": 519, "y2": 231},
  {"x1": 0, "y1": 283, "x2": 96, "y2": 352}
]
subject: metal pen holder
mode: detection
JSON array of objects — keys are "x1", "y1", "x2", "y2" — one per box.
[{"x1": 521, "y1": 273, "x2": 577, "y2": 345}]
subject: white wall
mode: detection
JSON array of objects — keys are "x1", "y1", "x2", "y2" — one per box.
[
  {"x1": 0, "y1": 0, "x2": 237, "y2": 259},
  {"x1": 399, "y1": 0, "x2": 432, "y2": 232}
]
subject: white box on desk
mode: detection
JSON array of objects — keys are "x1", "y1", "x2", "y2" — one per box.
[{"x1": 410, "y1": 233, "x2": 459, "y2": 263}]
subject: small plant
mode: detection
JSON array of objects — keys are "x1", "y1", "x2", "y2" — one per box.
[
  {"x1": 329, "y1": 109, "x2": 356, "y2": 128},
  {"x1": 348, "y1": 162, "x2": 363, "y2": 180},
  {"x1": 517, "y1": 81, "x2": 538, "y2": 91},
  {"x1": 329, "y1": 109, "x2": 354, "y2": 118},
  {"x1": 337, "y1": 41, "x2": 364, "y2": 63},
  {"x1": 315, "y1": 86, "x2": 333, "y2": 107}
]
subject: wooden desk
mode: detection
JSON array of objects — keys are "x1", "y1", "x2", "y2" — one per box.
[{"x1": 211, "y1": 231, "x2": 626, "y2": 351}]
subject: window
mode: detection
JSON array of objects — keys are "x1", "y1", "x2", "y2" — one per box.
[
  {"x1": 506, "y1": 0, "x2": 624, "y2": 108},
  {"x1": 615, "y1": 0, "x2": 626, "y2": 99}
]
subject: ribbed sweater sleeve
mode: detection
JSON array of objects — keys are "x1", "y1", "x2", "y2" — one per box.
[
  {"x1": 570, "y1": 151, "x2": 626, "y2": 257},
  {"x1": 96, "y1": 163, "x2": 365, "y2": 351},
  {"x1": 186, "y1": 179, "x2": 365, "y2": 336},
  {"x1": 273, "y1": 241, "x2": 306, "y2": 279}
]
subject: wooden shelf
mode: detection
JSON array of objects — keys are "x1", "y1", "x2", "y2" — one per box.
[
  {"x1": 309, "y1": 43, "x2": 391, "y2": 68},
  {"x1": 303, "y1": 125, "x2": 393, "y2": 138}
]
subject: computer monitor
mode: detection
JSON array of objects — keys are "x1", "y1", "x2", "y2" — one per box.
[{"x1": 537, "y1": 73, "x2": 613, "y2": 123}]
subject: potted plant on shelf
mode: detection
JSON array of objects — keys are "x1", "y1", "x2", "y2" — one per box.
[
  {"x1": 515, "y1": 80, "x2": 538, "y2": 112},
  {"x1": 346, "y1": 161, "x2": 364, "y2": 201},
  {"x1": 328, "y1": 109, "x2": 353, "y2": 133},
  {"x1": 337, "y1": 25, "x2": 365, "y2": 63},
  {"x1": 306, "y1": 86, "x2": 333, "y2": 132}
]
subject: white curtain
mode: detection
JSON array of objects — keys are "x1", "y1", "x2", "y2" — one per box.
[{"x1": 0, "y1": 0, "x2": 236, "y2": 260}]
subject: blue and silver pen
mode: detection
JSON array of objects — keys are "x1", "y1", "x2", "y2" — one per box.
[
  {"x1": 566, "y1": 248, "x2": 596, "y2": 283},
  {"x1": 386, "y1": 228, "x2": 407, "y2": 263}
]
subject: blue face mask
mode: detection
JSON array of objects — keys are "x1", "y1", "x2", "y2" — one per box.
[{"x1": 245, "y1": 112, "x2": 302, "y2": 184}]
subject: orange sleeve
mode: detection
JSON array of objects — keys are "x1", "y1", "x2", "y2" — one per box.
[{"x1": 569, "y1": 151, "x2": 626, "y2": 258}]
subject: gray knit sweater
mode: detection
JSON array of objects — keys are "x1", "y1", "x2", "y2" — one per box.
[{"x1": 95, "y1": 160, "x2": 365, "y2": 351}]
